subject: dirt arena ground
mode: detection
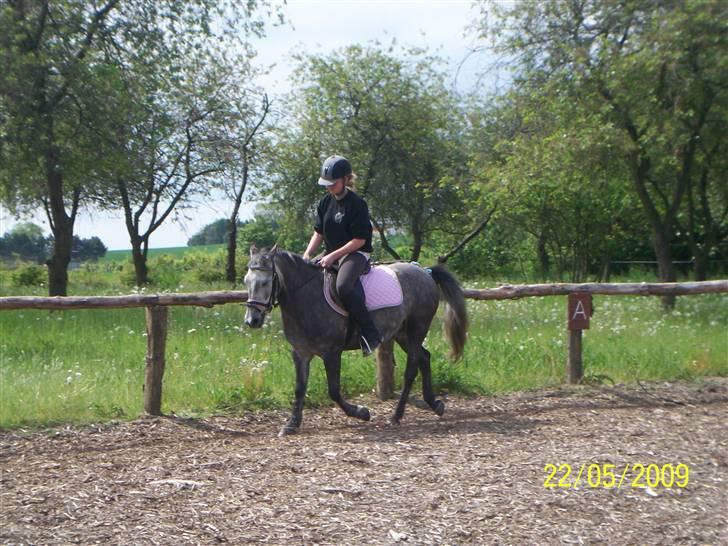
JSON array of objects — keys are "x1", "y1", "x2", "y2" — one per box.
[{"x1": 1, "y1": 378, "x2": 727, "y2": 545}]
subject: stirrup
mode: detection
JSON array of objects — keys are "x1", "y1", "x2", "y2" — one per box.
[{"x1": 360, "y1": 335, "x2": 381, "y2": 356}]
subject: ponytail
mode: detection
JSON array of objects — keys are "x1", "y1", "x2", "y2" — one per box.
[{"x1": 344, "y1": 173, "x2": 357, "y2": 190}]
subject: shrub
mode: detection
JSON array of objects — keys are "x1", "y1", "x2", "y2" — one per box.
[
  {"x1": 148, "y1": 254, "x2": 182, "y2": 289},
  {"x1": 11, "y1": 264, "x2": 46, "y2": 287}
]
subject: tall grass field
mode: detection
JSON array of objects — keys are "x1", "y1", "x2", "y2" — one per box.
[{"x1": 1, "y1": 286, "x2": 726, "y2": 429}]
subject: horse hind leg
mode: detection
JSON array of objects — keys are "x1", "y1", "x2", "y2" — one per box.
[
  {"x1": 391, "y1": 339, "x2": 443, "y2": 425},
  {"x1": 322, "y1": 351, "x2": 370, "y2": 422},
  {"x1": 391, "y1": 343, "x2": 419, "y2": 425},
  {"x1": 418, "y1": 347, "x2": 445, "y2": 417}
]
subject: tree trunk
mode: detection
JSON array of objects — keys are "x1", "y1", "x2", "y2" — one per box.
[
  {"x1": 693, "y1": 255, "x2": 708, "y2": 282},
  {"x1": 46, "y1": 222, "x2": 73, "y2": 297},
  {"x1": 44, "y1": 136, "x2": 76, "y2": 297},
  {"x1": 600, "y1": 257, "x2": 611, "y2": 282},
  {"x1": 131, "y1": 240, "x2": 149, "y2": 286},
  {"x1": 225, "y1": 218, "x2": 238, "y2": 285},
  {"x1": 411, "y1": 227, "x2": 423, "y2": 263},
  {"x1": 653, "y1": 232, "x2": 676, "y2": 310},
  {"x1": 371, "y1": 218, "x2": 401, "y2": 260},
  {"x1": 537, "y1": 231, "x2": 549, "y2": 280}
]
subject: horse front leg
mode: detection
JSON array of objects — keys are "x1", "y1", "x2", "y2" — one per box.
[
  {"x1": 279, "y1": 349, "x2": 312, "y2": 437},
  {"x1": 322, "y1": 351, "x2": 370, "y2": 422}
]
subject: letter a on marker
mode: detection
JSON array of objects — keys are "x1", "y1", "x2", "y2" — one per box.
[{"x1": 572, "y1": 300, "x2": 587, "y2": 320}]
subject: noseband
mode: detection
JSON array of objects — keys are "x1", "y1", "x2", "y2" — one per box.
[{"x1": 245, "y1": 262, "x2": 280, "y2": 313}]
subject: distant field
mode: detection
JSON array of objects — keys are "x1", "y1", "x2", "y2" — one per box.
[{"x1": 102, "y1": 244, "x2": 225, "y2": 262}]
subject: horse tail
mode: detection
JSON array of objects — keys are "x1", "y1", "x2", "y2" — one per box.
[{"x1": 429, "y1": 265, "x2": 468, "y2": 361}]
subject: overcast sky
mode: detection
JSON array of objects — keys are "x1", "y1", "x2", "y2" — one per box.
[{"x1": 0, "y1": 0, "x2": 494, "y2": 251}]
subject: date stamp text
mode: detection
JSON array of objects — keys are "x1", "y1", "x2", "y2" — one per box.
[{"x1": 543, "y1": 463, "x2": 690, "y2": 489}]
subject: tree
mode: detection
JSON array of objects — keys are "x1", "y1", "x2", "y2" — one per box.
[
  {"x1": 0, "y1": 0, "x2": 281, "y2": 293},
  {"x1": 266, "y1": 44, "x2": 468, "y2": 262},
  {"x1": 236, "y1": 212, "x2": 278, "y2": 251},
  {"x1": 0, "y1": 1, "x2": 122, "y2": 294},
  {"x1": 0, "y1": 222, "x2": 48, "y2": 263},
  {"x1": 216, "y1": 92, "x2": 272, "y2": 284},
  {"x1": 473, "y1": 0, "x2": 728, "y2": 305},
  {"x1": 97, "y1": 4, "x2": 277, "y2": 287},
  {"x1": 188, "y1": 219, "x2": 231, "y2": 246},
  {"x1": 71, "y1": 235, "x2": 106, "y2": 262},
  {"x1": 110, "y1": 52, "x2": 236, "y2": 286},
  {"x1": 478, "y1": 86, "x2": 646, "y2": 281}
]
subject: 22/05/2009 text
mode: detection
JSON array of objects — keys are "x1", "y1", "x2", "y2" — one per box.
[{"x1": 543, "y1": 463, "x2": 690, "y2": 489}]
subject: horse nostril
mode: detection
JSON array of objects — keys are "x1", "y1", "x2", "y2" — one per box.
[{"x1": 245, "y1": 317, "x2": 262, "y2": 328}]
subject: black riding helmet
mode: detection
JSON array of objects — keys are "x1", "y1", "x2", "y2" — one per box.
[{"x1": 318, "y1": 155, "x2": 352, "y2": 186}]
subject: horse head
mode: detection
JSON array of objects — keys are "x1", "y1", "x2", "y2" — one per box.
[{"x1": 243, "y1": 243, "x2": 278, "y2": 328}]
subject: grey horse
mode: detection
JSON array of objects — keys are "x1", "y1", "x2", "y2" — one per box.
[{"x1": 243, "y1": 244, "x2": 468, "y2": 436}]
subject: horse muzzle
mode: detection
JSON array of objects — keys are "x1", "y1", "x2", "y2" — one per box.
[{"x1": 244, "y1": 308, "x2": 266, "y2": 329}]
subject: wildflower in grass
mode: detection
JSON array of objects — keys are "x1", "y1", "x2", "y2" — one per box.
[{"x1": 187, "y1": 328, "x2": 197, "y2": 333}]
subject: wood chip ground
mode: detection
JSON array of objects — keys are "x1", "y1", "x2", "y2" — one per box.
[{"x1": 1, "y1": 379, "x2": 727, "y2": 545}]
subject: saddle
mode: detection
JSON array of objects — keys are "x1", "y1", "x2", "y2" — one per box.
[{"x1": 323, "y1": 265, "x2": 403, "y2": 316}]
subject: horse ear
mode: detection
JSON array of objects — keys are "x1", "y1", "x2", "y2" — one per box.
[
  {"x1": 250, "y1": 243, "x2": 258, "y2": 257},
  {"x1": 270, "y1": 243, "x2": 278, "y2": 255}
]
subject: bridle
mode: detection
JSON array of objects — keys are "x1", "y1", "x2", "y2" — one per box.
[{"x1": 245, "y1": 261, "x2": 280, "y2": 314}]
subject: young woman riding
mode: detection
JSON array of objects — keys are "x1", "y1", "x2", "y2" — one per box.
[{"x1": 302, "y1": 155, "x2": 382, "y2": 356}]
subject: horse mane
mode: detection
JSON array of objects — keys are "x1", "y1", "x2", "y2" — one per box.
[{"x1": 273, "y1": 249, "x2": 321, "y2": 273}]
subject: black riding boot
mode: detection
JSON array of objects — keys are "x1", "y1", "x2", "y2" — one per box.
[{"x1": 341, "y1": 282, "x2": 381, "y2": 356}]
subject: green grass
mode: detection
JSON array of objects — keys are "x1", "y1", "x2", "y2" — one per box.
[
  {"x1": 102, "y1": 244, "x2": 225, "y2": 263},
  {"x1": 1, "y1": 289, "x2": 726, "y2": 429}
]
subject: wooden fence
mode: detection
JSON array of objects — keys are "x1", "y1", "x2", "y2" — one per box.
[{"x1": 2, "y1": 280, "x2": 727, "y2": 415}]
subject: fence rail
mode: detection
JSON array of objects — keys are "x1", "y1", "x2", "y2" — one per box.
[
  {"x1": 2, "y1": 280, "x2": 727, "y2": 311},
  {"x1": 0, "y1": 291, "x2": 248, "y2": 310},
  {"x1": 2, "y1": 280, "x2": 727, "y2": 415},
  {"x1": 463, "y1": 280, "x2": 728, "y2": 300}
]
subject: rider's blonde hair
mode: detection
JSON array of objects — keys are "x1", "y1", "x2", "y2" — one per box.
[{"x1": 344, "y1": 173, "x2": 357, "y2": 190}]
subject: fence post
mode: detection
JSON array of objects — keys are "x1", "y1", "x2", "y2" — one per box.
[
  {"x1": 568, "y1": 329, "x2": 583, "y2": 384},
  {"x1": 566, "y1": 293, "x2": 592, "y2": 384},
  {"x1": 144, "y1": 305, "x2": 168, "y2": 415},
  {"x1": 376, "y1": 339, "x2": 395, "y2": 400}
]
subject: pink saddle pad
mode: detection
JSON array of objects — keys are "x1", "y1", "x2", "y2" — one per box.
[{"x1": 324, "y1": 265, "x2": 403, "y2": 316}]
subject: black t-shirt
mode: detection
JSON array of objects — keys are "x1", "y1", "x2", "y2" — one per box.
[{"x1": 314, "y1": 190, "x2": 373, "y2": 253}]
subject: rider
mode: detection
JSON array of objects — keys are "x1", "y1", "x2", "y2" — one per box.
[{"x1": 302, "y1": 155, "x2": 382, "y2": 356}]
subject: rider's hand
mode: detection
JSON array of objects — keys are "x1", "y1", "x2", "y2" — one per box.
[{"x1": 319, "y1": 254, "x2": 337, "y2": 269}]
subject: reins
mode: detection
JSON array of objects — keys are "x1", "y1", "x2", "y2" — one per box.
[{"x1": 245, "y1": 255, "x2": 321, "y2": 314}]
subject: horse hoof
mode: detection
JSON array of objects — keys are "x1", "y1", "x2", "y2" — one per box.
[
  {"x1": 389, "y1": 416, "x2": 401, "y2": 426},
  {"x1": 278, "y1": 424, "x2": 298, "y2": 437},
  {"x1": 356, "y1": 405, "x2": 371, "y2": 421},
  {"x1": 434, "y1": 400, "x2": 445, "y2": 416}
]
